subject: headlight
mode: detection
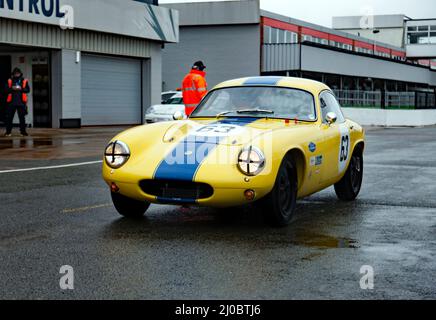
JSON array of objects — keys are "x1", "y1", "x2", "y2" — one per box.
[
  {"x1": 237, "y1": 146, "x2": 265, "y2": 176},
  {"x1": 146, "y1": 107, "x2": 155, "y2": 114},
  {"x1": 104, "y1": 141, "x2": 130, "y2": 169}
]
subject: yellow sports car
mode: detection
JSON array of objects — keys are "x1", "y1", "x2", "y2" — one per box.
[{"x1": 102, "y1": 77, "x2": 365, "y2": 226}]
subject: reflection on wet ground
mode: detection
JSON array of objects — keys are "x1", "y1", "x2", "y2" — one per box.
[
  {"x1": 0, "y1": 126, "x2": 131, "y2": 161},
  {"x1": 0, "y1": 138, "x2": 55, "y2": 150},
  {"x1": 102, "y1": 202, "x2": 360, "y2": 250},
  {"x1": 1, "y1": 126, "x2": 435, "y2": 299}
]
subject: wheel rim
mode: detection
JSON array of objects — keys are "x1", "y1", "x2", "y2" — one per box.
[{"x1": 350, "y1": 155, "x2": 362, "y2": 193}]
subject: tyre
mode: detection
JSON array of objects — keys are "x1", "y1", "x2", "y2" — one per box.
[
  {"x1": 261, "y1": 155, "x2": 298, "y2": 227},
  {"x1": 111, "y1": 192, "x2": 150, "y2": 218},
  {"x1": 334, "y1": 146, "x2": 363, "y2": 201}
]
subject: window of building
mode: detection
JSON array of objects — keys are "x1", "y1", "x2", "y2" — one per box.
[
  {"x1": 271, "y1": 28, "x2": 278, "y2": 43},
  {"x1": 277, "y1": 29, "x2": 285, "y2": 43},
  {"x1": 284, "y1": 31, "x2": 289, "y2": 43},
  {"x1": 263, "y1": 26, "x2": 271, "y2": 43},
  {"x1": 303, "y1": 35, "x2": 313, "y2": 42},
  {"x1": 408, "y1": 32, "x2": 430, "y2": 44}
]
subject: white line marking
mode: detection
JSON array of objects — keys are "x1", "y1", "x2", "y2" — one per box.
[
  {"x1": 366, "y1": 163, "x2": 431, "y2": 169},
  {"x1": 62, "y1": 203, "x2": 111, "y2": 213},
  {"x1": 0, "y1": 160, "x2": 103, "y2": 174}
]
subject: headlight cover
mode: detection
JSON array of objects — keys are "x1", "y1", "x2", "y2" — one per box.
[
  {"x1": 237, "y1": 146, "x2": 265, "y2": 176},
  {"x1": 104, "y1": 140, "x2": 130, "y2": 169}
]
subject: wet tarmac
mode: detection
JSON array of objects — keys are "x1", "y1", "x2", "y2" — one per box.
[
  {"x1": 0, "y1": 126, "x2": 435, "y2": 299},
  {"x1": 0, "y1": 127, "x2": 130, "y2": 162}
]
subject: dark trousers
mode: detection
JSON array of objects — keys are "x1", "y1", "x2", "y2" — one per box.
[{"x1": 5, "y1": 105, "x2": 27, "y2": 134}]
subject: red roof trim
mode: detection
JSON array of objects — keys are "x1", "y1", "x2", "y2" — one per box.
[
  {"x1": 301, "y1": 27, "x2": 329, "y2": 40},
  {"x1": 262, "y1": 17, "x2": 299, "y2": 33},
  {"x1": 329, "y1": 34, "x2": 354, "y2": 45}
]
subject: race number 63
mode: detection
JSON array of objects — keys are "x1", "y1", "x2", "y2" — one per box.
[{"x1": 338, "y1": 126, "x2": 350, "y2": 173}]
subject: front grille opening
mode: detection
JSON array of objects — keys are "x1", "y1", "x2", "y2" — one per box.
[{"x1": 139, "y1": 180, "x2": 214, "y2": 200}]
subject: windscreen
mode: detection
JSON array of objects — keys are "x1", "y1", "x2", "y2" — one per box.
[{"x1": 191, "y1": 86, "x2": 316, "y2": 121}]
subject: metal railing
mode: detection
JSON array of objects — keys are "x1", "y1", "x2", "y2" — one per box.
[
  {"x1": 385, "y1": 92, "x2": 415, "y2": 109},
  {"x1": 334, "y1": 90, "x2": 381, "y2": 108},
  {"x1": 334, "y1": 90, "x2": 436, "y2": 109}
]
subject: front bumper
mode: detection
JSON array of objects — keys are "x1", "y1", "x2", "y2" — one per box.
[
  {"x1": 104, "y1": 180, "x2": 272, "y2": 207},
  {"x1": 103, "y1": 165, "x2": 274, "y2": 208}
]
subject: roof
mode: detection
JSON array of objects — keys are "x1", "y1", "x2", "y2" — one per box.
[
  {"x1": 162, "y1": 0, "x2": 260, "y2": 26},
  {"x1": 214, "y1": 76, "x2": 331, "y2": 93},
  {"x1": 261, "y1": 10, "x2": 405, "y2": 52},
  {"x1": 332, "y1": 14, "x2": 407, "y2": 29}
]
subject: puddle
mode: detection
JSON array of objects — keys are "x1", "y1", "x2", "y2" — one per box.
[{"x1": 293, "y1": 231, "x2": 359, "y2": 249}]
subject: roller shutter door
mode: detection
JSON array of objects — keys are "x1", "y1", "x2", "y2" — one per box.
[{"x1": 81, "y1": 55, "x2": 141, "y2": 125}]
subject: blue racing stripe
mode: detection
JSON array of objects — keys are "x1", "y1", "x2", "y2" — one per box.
[
  {"x1": 153, "y1": 118, "x2": 258, "y2": 182},
  {"x1": 243, "y1": 76, "x2": 283, "y2": 86},
  {"x1": 154, "y1": 134, "x2": 220, "y2": 181},
  {"x1": 216, "y1": 117, "x2": 258, "y2": 125}
]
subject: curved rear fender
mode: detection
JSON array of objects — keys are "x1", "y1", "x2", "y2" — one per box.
[{"x1": 353, "y1": 140, "x2": 365, "y2": 155}]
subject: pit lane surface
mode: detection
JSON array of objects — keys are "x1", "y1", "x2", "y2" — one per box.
[{"x1": 0, "y1": 127, "x2": 435, "y2": 299}]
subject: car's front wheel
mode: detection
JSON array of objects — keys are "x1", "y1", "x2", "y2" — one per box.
[
  {"x1": 111, "y1": 192, "x2": 150, "y2": 218},
  {"x1": 334, "y1": 146, "x2": 363, "y2": 201},
  {"x1": 261, "y1": 155, "x2": 298, "y2": 227}
]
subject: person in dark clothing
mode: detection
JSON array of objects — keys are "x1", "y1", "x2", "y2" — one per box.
[{"x1": 4, "y1": 67, "x2": 30, "y2": 137}]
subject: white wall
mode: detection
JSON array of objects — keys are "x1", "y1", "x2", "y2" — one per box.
[
  {"x1": 61, "y1": 49, "x2": 81, "y2": 120},
  {"x1": 338, "y1": 28, "x2": 404, "y2": 48},
  {"x1": 343, "y1": 108, "x2": 436, "y2": 127}
]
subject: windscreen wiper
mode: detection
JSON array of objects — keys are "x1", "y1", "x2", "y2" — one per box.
[
  {"x1": 216, "y1": 111, "x2": 234, "y2": 117},
  {"x1": 236, "y1": 109, "x2": 275, "y2": 114}
]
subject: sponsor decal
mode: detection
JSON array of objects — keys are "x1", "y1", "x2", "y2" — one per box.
[
  {"x1": 308, "y1": 142, "x2": 316, "y2": 153},
  {"x1": 310, "y1": 157, "x2": 316, "y2": 167},
  {"x1": 310, "y1": 155, "x2": 323, "y2": 166}
]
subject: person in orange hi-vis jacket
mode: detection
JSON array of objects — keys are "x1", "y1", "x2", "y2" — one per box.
[{"x1": 182, "y1": 61, "x2": 208, "y2": 117}]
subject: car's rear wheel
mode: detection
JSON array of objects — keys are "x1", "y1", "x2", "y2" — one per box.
[
  {"x1": 334, "y1": 146, "x2": 363, "y2": 201},
  {"x1": 261, "y1": 155, "x2": 298, "y2": 227},
  {"x1": 111, "y1": 192, "x2": 150, "y2": 218}
]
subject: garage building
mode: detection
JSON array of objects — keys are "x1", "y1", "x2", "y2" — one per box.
[
  {"x1": 0, "y1": 0, "x2": 178, "y2": 128},
  {"x1": 162, "y1": 0, "x2": 436, "y2": 110}
]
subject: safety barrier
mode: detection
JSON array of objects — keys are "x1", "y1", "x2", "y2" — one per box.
[{"x1": 334, "y1": 90, "x2": 436, "y2": 109}]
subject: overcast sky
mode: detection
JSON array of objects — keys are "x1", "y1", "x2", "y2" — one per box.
[{"x1": 160, "y1": 0, "x2": 436, "y2": 27}]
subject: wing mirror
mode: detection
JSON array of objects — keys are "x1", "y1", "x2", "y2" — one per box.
[
  {"x1": 173, "y1": 111, "x2": 184, "y2": 121},
  {"x1": 325, "y1": 112, "x2": 337, "y2": 125}
]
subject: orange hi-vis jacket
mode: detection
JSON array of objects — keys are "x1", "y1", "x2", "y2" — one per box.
[
  {"x1": 7, "y1": 78, "x2": 29, "y2": 104},
  {"x1": 182, "y1": 69, "x2": 208, "y2": 116}
]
